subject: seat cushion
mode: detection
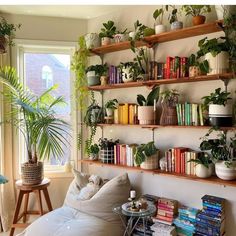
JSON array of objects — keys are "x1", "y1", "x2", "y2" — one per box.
[{"x1": 17, "y1": 206, "x2": 123, "y2": 236}]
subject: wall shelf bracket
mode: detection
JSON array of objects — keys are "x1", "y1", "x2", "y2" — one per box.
[{"x1": 219, "y1": 76, "x2": 230, "y2": 91}]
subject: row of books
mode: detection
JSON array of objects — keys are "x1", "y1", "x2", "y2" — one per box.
[
  {"x1": 108, "y1": 65, "x2": 122, "y2": 84},
  {"x1": 114, "y1": 103, "x2": 139, "y2": 124},
  {"x1": 176, "y1": 103, "x2": 204, "y2": 126},
  {"x1": 164, "y1": 148, "x2": 198, "y2": 175}
]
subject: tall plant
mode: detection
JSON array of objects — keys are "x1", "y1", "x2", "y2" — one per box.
[{"x1": 0, "y1": 66, "x2": 70, "y2": 163}]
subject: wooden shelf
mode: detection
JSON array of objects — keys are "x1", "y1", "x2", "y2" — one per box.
[
  {"x1": 89, "y1": 20, "x2": 223, "y2": 56},
  {"x1": 88, "y1": 73, "x2": 232, "y2": 91},
  {"x1": 80, "y1": 159, "x2": 236, "y2": 187}
]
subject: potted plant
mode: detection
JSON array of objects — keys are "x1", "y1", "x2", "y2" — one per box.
[
  {"x1": 105, "y1": 99, "x2": 118, "y2": 117},
  {"x1": 89, "y1": 144, "x2": 100, "y2": 161},
  {"x1": 188, "y1": 53, "x2": 209, "y2": 77},
  {"x1": 167, "y1": 5, "x2": 183, "y2": 31},
  {"x1": 0, "y1": 67, "x2": 70, "y2": 185},
  {"x1": 86, "y1": 63, "x2": 108, "y2": 86},
  {"x1": 197, "y1": 37, "x2": 230, "y2": 75},
  {"x1": 200, "y1": 128, "x2": 236, "y2": 180},
  {"x1": 137, "y1": 86, "x2": 160, "y2": 125},
  {"x1": 113, "y1": 28, "x2": 128, "y2": 43},
  {"x1": 84, "y1": 33, "x2": 100, "y2": 49},
  {"x1": 99, "y1": 20, "x2": 116, "y2": 46},
  {"x1": 0, "y1": 16, "x2": 21, "y2": 53},
  {"x1": 153, "y1": 6, "x2": 167, "y2": 34},
  {"x1": 134, "y1": 141, "x2": 159, "y2": 170},
  {"x1": 202, "y1": 88, "x2": 232, "y2": 127},
  {"x1": 119, "y1": 61, "x2": 140, "y2": 83},
  {"x1": 188, "y1": 152, "x2": 214, "y2": 178},
  {"x1": 159, "y1": 89, "x2": 179, "y2": 125},
  {"x1": 129, "y1": 20, "x2": 147, "y2": 45},
  {"x1": 181, "y1": 5, "x2": 211, "y2": 26}
]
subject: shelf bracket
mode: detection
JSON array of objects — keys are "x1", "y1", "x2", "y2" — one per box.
[
  {"x1": 151, "y1": 43, "x2": 158, "y2": 61},
  {"x1": 219, "y1": 76, "x2": 230, "y2": 92},
  {"x1": 99, "y1": 55, "x2": 105, "y2": 65}
]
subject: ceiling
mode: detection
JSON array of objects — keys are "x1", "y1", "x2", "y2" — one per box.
[{"x1": 0, "y1": 5, "x2": 128, "y2": 19}]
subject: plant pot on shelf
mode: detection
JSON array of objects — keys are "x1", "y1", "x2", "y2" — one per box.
[
  {"x1": 87, "y1": 71, "x2": 101, "y2": 86},
  {"x1": 189, "y1": 66, "x2": 201, "y2": 77},
  {"x1": 138, "y1": 106, "x2": 155, "y2": 125},
  {"x1": 100, "y1": 147, "x2": 114, "y2": 164},
  {"x1": 192, "y1": 15, "x2": 206, "y2": 26},
  {"x1": 215, "y1": 161, "x2": 236, "y2": 180},
  {"x1": 89, "y1": 153, "x2": 99, "y2": 161},
  {"x1": 128, "y1": 31, "x2": 136, "y2": 40},
  {"x1": 101, "y1": 37, "x2": 111, "y2": 46},
  {"x1": 196, "y1": 163, "x2": 214, "y2": 178},
  {"x1": 140, "y1": 152, "x2": 159, "y2": 170},
  {"x1": 106, "y1": 108, "x2": 114, "y2": 117},
  {"x1": 170, "y1": 21, "x2": 183, "y2": 31},
  {"x1": 85, "y1": 33, "x2": 100, "y2": 49},
  {"x1": 21, "y1": 162, "x2": 44, "y2": 185},
  {"x1": 155, "y1": 24, "x2": 167, "y2": 34},
  {"x1": 113, "y1": 34, "x2": 127, "y2": 43},
  {"x1": 205, "y1": 51, "x2": 229, "y2": 75},
  {"x1": 0, "y1": 36, "x2": 7, "y2": 54},
  {"x1": 209, "y1": 104, "x2": 232, "y2": 127},
  {"x1": 121, "y1": 67, "x2": 135, "y2": 83},
  {"x1": 160, "y1": 105, "x2": 178, "y2": 125}
]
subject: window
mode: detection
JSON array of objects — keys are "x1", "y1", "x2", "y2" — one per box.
[{"x1": 16, "y1": 41, "x2": 76, "y2": 173}]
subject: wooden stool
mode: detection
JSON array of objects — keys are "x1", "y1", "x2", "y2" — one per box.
[{"x1": 10, "y1": 178, "x2": 53, "y2": 236}]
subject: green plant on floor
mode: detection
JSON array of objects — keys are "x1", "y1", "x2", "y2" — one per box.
[
  {"x1": 181, "y1": 5, "x2": 211, "y2": 17},
  {"x1": 105, "y1": 99, "x2": 118, "y2": 109},
  {"x1": 188, "y1": 53, "x2": 209, "y2": 74},
  {"x1": 86, "y1": 63, "x2": 109, "y2": 77},
  {"x1": 137, "y1": 86, "x2": 160, "y2": 106},
  {"x1": 188, "y1": 152, "x2": 212, "y2": 168},
  {"x1": 134, "y1": 141, "x2": 158, "y2": 165},
  {"x1": 0, "y1": 66, "x2": 70, "y2": 164},
  {"x1": 153, "y1": 6, "x2": 167, "y2": 25},
  {"x1": 99, "y1": 20, "x2": 116, "y2": 39}
]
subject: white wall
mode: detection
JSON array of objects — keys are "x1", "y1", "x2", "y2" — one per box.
[{"x1": 86, "y1": 5, "x2": 236, "y2": 235}]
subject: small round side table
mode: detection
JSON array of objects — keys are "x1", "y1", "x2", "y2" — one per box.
[{"x1": 10, "y1": 178, "x2": 53, "y2": 236}]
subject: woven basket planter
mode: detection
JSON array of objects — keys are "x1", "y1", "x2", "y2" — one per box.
[
  {"x1": 21, "y1": 161, "x2": 44, "y2": 185},
  {"x1": 100, "y1": 148, "x2": 114, "y2": 164},
  {"x1": 140, "y1": 152, "x2": 159, "y2": 170}
]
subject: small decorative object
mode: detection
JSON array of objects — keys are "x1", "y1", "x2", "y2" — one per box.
[
  {"x1": 159, "y1": 156, "x2": 167, "y2": 170},
  {"x1": 100, "y1": 75, "x2": 108, "y2": 85},
  {"x1": 89, "y1": 144, "x2": 100, "y2": 161},
  {"x1": 86, "y1": 63, "x2": 108, "y2": 86},
  {"x1": 197, "y1": 37, "x2": 230, "y2": 75},
  {"x1": 200, "y1": 128, "x2": 236, "y2": 180},
  {"x1": 99, "y1": 20, "x2": 116, "y2": 46},
  {"x1": 188, "y1": 53, "x2": 209, "y2": 77},
  {"x1": 128, "y1": 31, "x2": 135, "y2": 40},
  {"x1": 181, "y1": 5, "x2": 211, "y2": 26},
  {"x1": 153, "y1": 5, "x2": 167, "y2": 34},
  {"x1": 135, "y1": 141, "x2": 159, "y2": 170},
  {"x1": 160, "y1": 89, "x2": 179, "y2": 125},
  {"x1": 189, "y1": 66, "x2": 201, "y2": 77},
  {"x1": 137, "y1": 86, "x2": 160, "y2": 125},
  {"x1": 202, "y1": 88, "x2": 232, "y2": 127},
  {"x1": 105, "y1": 99, "x2": 118, "y2": 117},
  {"x1": 84, "y1": 33, "x2": 100, "y2": 49},
  {"x1": 167, "y1": 5, "x2": 183, "y2": 30}
]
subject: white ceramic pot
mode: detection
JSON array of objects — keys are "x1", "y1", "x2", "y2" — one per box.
[
  {"x1": 85, "y1": 33, "x2": 100, "y2": 49},
  {"x1": 189, "y1": 66, "x2": 201, "y2": 77},
  {"x1": 89, "y1": 153, "x2": 99, "y2": 161},
  {"x1": 140, "y1": 152, "x2": 159, "y2": 170},
  {"x1": 215, "y1": 5, "x2": 236, "y2": 20},
  {"x1": 196, "y1": 163, "x2": 214, "y2": 178},
  {"x1": 155, "y1": 24, "x2": 166, "y2": 34},
  {"x1": 101, "y1": 37, "x2": 111, "y2": 46},
  {"x1": 171, "y1": 21, "x2": 183, "y2": 31},
  {"x1": 113, "y1": 34, "x2": 127, "y2": 43},
  {"x1": 215, "y1": 161, "x2": 236, "y2": 180},
  {"x1": 138, "y1": 106, "x2": 154, "y2": 125},
  {"x1": 121, "y1": 67, "x2": 135, "y2": 83},
  {"x1": 205, "y1": 51, "x2": 229, "y2": 75},
  {"x1": 129, "y1": 31, "x2": 136, "y2": 40},
  {"x1": 106, "y1": 108, "x2": 114, "y2": 117}
]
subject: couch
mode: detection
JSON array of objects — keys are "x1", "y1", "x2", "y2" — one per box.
[{"x1": 18, "y1": 172, "x2": 130, "y2": 236}]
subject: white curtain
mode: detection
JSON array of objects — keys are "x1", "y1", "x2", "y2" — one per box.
[{"x1": 0, "y1": 48, "x2": 16, "y2": 232}]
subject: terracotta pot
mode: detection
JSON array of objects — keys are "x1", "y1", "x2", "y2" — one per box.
[
  {"x1": 192, "y1": 15, "x2": 206, "y2": 26},
  {"x1": 189, "y1": 66, "x2": 201, "y2": 77},
  {"x1": 138, "y1": 106, "x2": 154, "y2": 125},
  {"x1": 101, "y1": 37, "x2": 111, "y2": 46}
]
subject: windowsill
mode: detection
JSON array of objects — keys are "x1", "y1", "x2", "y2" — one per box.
[{"x1": 44, "y1": 171, "x2": 74, "y2": 179}]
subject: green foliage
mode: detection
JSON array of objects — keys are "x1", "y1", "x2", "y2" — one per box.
[
  {"x1": 153, "y1": 6, "x2": 165, "y2": 24},
  {"x1": 86, "y1": 63, "x2": 108, "y2": 77},
  {"x1": 181, "y1": 5, "x2": 211, "y2": 17},
  {"x1": 135, "y1": 141, "x2": 158, "y2": 166},
  {"x1": 105, "y1": 99, "x2": 118, "y2": 109},
  {"x1": 166, "y1": 5, "x2": 178, "y2": 24},
  {"x1": 0, "y1": 66, "x2": 70, "y2": 163},
  {"x1": 133, "y1": 48, "x2": 148, "y2": 75},
  {"x1": 188, "y1": 53, "x2": 209, "y2": 74},
  {"x1": 137, "y1": 86, "x2": 160, "y2": 106},
  {"x1": 202, "y1": 88, "x2": 231, "y2": 106},
  {"x1": 0, "y1": 16, "x2": 21, "y2": 46},
  {"x1": 98, "y1": 138, "x2": 119, "y2": 149},
  {"x1": 71, "y1": 36, "x2": 89, "y2": 111},
  {"x1": 160, "y1": 89, "x2": 179, "y2": 106},
  {"x1": 200, "y1": 127, "x2": 236, "y2": 166},
  {"x1": 197, "y1": 37, "x2": 229, "y2": 58},
  {"x1": 89, "y1": 144, "x2": 99, "y2": 155},
  {"x1": 188, "y1": 152, "x2": 212, "y2": 168},
  {"x1": 119, "y1": 61, "x2": 140, "y2": 79},
  {"x1": 99, "y1": 20, "x2": 116, "y2": 38}
]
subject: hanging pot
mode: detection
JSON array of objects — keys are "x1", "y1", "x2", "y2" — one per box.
[{"x1": 192, "y1": 15, "x2": 206, "y2": 26}]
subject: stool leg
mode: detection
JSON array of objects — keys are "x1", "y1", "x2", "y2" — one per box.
[
  {"x1": 35, "y1": 190, "x2": 43, "y2": 215},
  {"x1": 10, "y1": 190, "x2": 24, "y2": 236},
  {"x1": 42, "y1": 188, "x2": 53, "y2": 211},
  {"x1": 23, "y1": 193, "x2": 29, "y2": 223}
]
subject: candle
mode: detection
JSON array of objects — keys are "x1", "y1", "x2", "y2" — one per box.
[{"x1": 130, "y1": 190, "x2": 136, "y2": 199}]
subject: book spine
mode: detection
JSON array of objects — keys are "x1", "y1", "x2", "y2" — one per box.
[{"x1": 166, "y1": 57, "x2": 173, "y2": 79}]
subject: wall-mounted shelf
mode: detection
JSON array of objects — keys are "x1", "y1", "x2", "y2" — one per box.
[
  {"x1": 88, "y1": 73, "x2": 232, "y2": 91},
  {"x1": 80, "y1": 159, "x2": 236, "y2": 188}
]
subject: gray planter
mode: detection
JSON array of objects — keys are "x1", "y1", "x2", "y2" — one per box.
[
  {"x1": 171, "y1": 21, "x2": 183, "y2": 31},
  {"x1": 87, "y1": 76, "x2": 100, "y2": 86}
]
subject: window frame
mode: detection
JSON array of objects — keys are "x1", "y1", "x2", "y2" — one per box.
[{"x1": 14, "y1": 39, "x2": 78, "y2": 175}]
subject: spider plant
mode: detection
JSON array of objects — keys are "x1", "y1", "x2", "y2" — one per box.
[{"x1": 0, "y1": 66, "x2": 70, "y2": 164}]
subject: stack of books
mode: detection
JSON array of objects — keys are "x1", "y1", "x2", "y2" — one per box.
[
  {"x1": 173, "y1": 205, "x2": 199, "y2": 236},
  {"x1": 133, "y1": 219, "x2": 153, "y2": 236},
  {"x1": 176, "y1": 103, "x2": 204, "y2": 126},
  {"x1": 114, "y1": 103, "x2": 138, "y2": 124},
  {"x1": 195, "y1": 195, "x2": 226, "y2": 236},
  {"x1": 108, "y1": 65, "x2": 122, "y2": 84},
  {"x1": 153, "y1": 198, "x2": 178, "y2": 225},
  {"x1": 151, "y1": 222, "x2": 176, "y2": 236}
]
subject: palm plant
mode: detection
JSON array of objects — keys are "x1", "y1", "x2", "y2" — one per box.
[{"x1": 0, "y1": 66, "x2": 70, "y2": 164}]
